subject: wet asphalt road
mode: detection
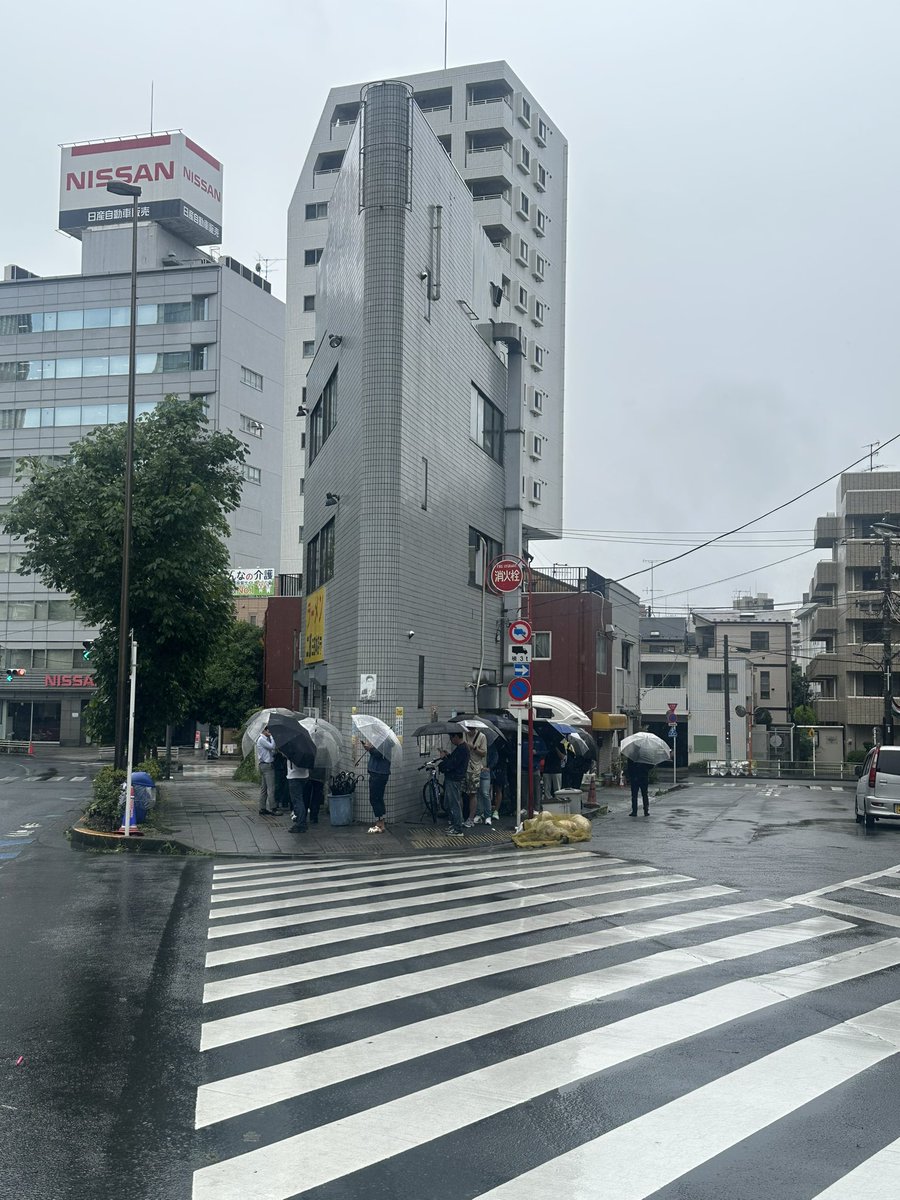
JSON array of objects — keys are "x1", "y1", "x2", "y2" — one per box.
[{"x1": 1, "y1": 775, "x2": 899, "y2": 1199}]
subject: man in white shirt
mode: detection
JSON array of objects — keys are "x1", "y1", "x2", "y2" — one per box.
[
  {"x1": 256, "y1": 725, "x2": 277, "y2": 815},
  {"x1": 287, "y1": 758, "x2": 310, "y2": 832}
]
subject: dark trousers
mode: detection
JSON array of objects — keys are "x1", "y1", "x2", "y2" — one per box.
[
  {"x1": 288, "y1": 778, "x2": 309, "y2": 828},
  {"x1": 443, "y1": 777, "x2": 463, "y2": 832},
  {"x1": 630, "y1": 774, "x2": 650, "y2": 812},
  {"x1": 368, "y1": 773, "x2": 388, "y2": 821},
  {"x1": 308, "y1": 780, "x2": 323, "y2": 822}
]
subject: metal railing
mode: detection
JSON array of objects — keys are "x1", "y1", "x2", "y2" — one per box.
[{"x1": 706, "y1": 758, "x2": 861, "y2": 781}]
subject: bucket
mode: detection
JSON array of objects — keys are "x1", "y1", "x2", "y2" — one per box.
[
  {"x1": 543, "y1": 788, "x2": 582, "y2": 816},
  {"x1": 329, "y1": 794, "x2": 353, "y2": 826}
]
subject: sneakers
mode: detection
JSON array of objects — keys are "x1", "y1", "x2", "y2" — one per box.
[
  {"x1": 491, "y1": 810, "x2": 500, "y2": 822},
  {"x1": 449, "y1": 829, "x2": 464, "y2": 837},
  {"x1": 484, "y1": 818, "x2": 492, "y2": 827},
  {"x1": 472, "y1": 815, "x2": 484, "y2": 825},
  {"x1": 463, "y1": 819, "x2": 474, "y2": 828}
]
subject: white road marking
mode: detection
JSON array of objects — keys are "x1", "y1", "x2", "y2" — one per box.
[
  {"x1": 195, "y1": 916, "x2": 848, "y2": 1127},
  {"x1": 192, "y1": 949, "x2": 900, "y2": 1200},
  {"x1": 811, "y1": 1135, "x2": 900, "y2": 1198},
  {"x1": 199, "y1": 893, "x2": 764, "y2": 1050},
  {"x1": 787, "y1": 862, "x2": 900, "y2": 903},
  {"x1": 210, "y1": 846, "x2": 588, "y2": 880},
  {"x1": 793, "y1": 896, "x2": 900, "y2": 929}
]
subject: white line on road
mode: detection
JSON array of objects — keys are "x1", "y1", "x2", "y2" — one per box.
[
  {"x1": 810, "y1": 1136, "x2": 900, "y2": 1198},
  {"x1": 793, "y1": 896, "x2": 900, "y2": 929},
  {"x1": 787, "y1": 863, "x2": 900, "y2": 903}
]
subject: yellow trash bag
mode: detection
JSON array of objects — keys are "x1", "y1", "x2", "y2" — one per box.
[{"x1": 512, "y1": 810, "x2": 592, "y2": 849}]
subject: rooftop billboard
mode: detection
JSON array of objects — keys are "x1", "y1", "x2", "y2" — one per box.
[{"x1": 59, "y1": 132, "x2": 222, "y2": 245}]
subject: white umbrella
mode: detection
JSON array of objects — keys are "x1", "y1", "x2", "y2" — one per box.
[
  {"x1": 299, "y1": 717, "x2": 344, "y2": 769},
  {"x1": 351, "y1": 713, "x2": 402, "y2": 763},
  {"x1": 619, "y1": 731, "x2": 672, "y2": 765},
  {"x1": 241, "y1": 707, "x2": 298, "y2": 759},
  {"x1": 530, "y1": 695, "x2": 592, "y2": 728},
  {"x1": 457, "y1": 717, "x2": 501, "y2": 746}
]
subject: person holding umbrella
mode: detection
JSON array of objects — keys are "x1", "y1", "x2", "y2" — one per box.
[
  {"x1": 619, "y1": 730, "x2": 672, "y2": 818},
  {"x1": 438, "y1": 731, "x2": 469, "y2": 836},
  {"x1": 286, "y1": 756, "x2": 310, "y2": 832},
  {"x1": 361, "y1": 737, "x2": 391, "y2": 833},
  {"x1": 625, "y1": 757, "x2": 652, "y2": 817},
  {"x1": 256, "y1": 723, "x2": 277, "y2": 816}
]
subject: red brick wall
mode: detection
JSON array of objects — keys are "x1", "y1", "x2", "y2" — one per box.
[
  {"x1": 528, "y1": 591, "x2": 612, "y2": 715},
  {"x1": 263, "y1": 598, "x2": 303, "y2": 711}
]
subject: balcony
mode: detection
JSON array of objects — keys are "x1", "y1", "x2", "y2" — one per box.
[
  {"x1": 844, "y1": 540, "x2": 883, "y2": 568},
  {"x1": 810, "y1": 560, "x2": 838, "y2": 601},
  {"x1": 844, "y1": 490, "x2": 900, "y2": 516},
  {"x1": 465, "y1": 147, "x2": 512, "y2": 175},
  {"x1": 466, "y1": 83, "x2": 513, "y2": 126},
  {"x1": 814, "y1": 515, "x2": 841, "y2": 547},
  {"x1": 814, "y1": 699, "x2": 843, "y2": 724},
  {"x1": 639, "y1": 686, "x2": 688, "y2": 715},
  {"x1": 806, "y1": 652, "x2": 840, "y2": 681},
  {"x1": 845, "y1": 696, "x2": 884, "y2": 726},
  {"x1": 811, "y1": 606, "x2": 838, "y2": 637}
]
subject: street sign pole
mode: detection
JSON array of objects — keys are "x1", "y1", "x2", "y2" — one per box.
[{"x1": 515, "y1": 707, "x2": 523, "y2": 831}]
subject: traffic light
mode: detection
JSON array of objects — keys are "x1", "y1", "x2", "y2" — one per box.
[
  {"x1": 82, "y1": 641, "x2": 94, "y2": 662},
  {"x1": 5, "y1": 668, "x2": 25, "y2": 682}
]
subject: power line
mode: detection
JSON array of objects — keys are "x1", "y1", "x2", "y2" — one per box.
[
  {"x1": 613, "y1": 432, "x2": 900, "y2": 584},
  {"x1": 648, "y1": 548, "x2": 818, "y2": 602}
]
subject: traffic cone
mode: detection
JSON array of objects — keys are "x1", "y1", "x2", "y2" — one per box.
[{"x1": 27, "y1": 743, "x2": 33, "y2": 756}]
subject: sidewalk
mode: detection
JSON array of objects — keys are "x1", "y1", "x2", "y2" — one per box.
[{"x1": 159, "y1": 764, "x2": 518, "y2": 859}]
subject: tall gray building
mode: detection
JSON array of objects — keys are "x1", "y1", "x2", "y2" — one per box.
[
  {"x1": 0, "y1": 131, "x2": 284, "y2": 745},
  {"x1": 302, "y1": 80, "x2": 547, "y2": 820},
  {"x1": 283, "y1": 62, "x2": 567, "y2": 574}
]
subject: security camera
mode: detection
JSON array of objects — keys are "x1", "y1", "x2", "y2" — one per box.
[
  {"x1": 419, "y1": 270, "x2": 429, "y2": 281},
  {"x1": 407, "y1": 630, "x2": 415, "y2": 639}
]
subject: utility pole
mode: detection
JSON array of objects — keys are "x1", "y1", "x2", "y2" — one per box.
[
  {"x1": 873, "y1": 519, "x2": 898, "y2": 745},
  {"x1": 723, "y1": 634, "x2": 733, "y2": 773}
]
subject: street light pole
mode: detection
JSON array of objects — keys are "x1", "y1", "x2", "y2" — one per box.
[
  {"x1": 723, "y1": 634, "x2": 732, "y2": 774},
  {"x1": 873, "y1": 519, "x2": 898, "y2": 747},
  {"x1": 106, "y1": 181, "x2": 142, "y2": 770}
]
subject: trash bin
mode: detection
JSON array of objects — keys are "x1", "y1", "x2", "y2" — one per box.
[
  {"x1": 329, "y1": 794, "x2": 353, "y2": 826},
  {"x1": 543, "y1": 788, "x2": 582, "y2": 816}
]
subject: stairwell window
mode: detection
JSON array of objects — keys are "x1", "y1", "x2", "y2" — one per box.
[
  {"x1": 470, "y1": 385, "x2": 504, "y2": 465},
  {"x1": 309, "y1": 367, "x2": 337, "y2": 462},
  {"x1": 305, "y1": 202, "x2": 328, "y2": 220},
  {"x1": 241, "y1": 365, "x2": 263, "y2": 391},
  {"x1": 302, "y1": 341, "x2": 315, "y2": 357},
  {"x1": 707, "y1": 673, "x2": 738, "y2": 692},
  {"x1": 303, "y1": 294, "x2": 316, "y2": 312},
  {"x1": 242, "y1": 463, "x2": 261, "y2": 485},
  {"x1": 304, "y1": 248, "x2": 324, "y2": 266}
]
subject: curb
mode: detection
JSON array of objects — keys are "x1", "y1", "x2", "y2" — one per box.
[{"x1": 68, "y1": 822, "x2": 204, "y2": 855}]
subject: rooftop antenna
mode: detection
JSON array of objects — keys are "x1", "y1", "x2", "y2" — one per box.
[
  {"x1": 865, "y1": 440, "x2": 880, "y2": 471},
  {"x1": 443, "y1": 0, "x2": 448, "y2": 69},
  {"x1": 150, "y1": 81, "x2": 154, "y2": 135},
  {"x1": 254, "y1": 255, "x2": 285, "y2": 280}
]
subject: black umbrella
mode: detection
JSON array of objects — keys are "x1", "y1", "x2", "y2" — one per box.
[
  {"x1": 267, "y1": 712, "x2": 317, "y2": 768},
  {"x1": 412, "y1": 721, "x2": 465, "y2": 737}
]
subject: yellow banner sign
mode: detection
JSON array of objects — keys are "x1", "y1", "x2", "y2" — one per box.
[{"x1": 304, "y1": 586, "x2": 325, "y2": 664}]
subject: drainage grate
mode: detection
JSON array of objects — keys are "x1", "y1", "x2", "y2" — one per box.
[{"x1": 410, "y1": 830, "x2": 509, "y2": 849}]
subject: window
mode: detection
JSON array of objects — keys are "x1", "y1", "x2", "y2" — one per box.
[
  {"x1": 470, "y1": 385, "x2": 504, "y2": 465},
  {"x1": 305, "y1": 202, "x2": 328, "y2": 220},
  {"x1": 645, "y1": 672, "x2": 681, "y2": 688},
  {"x1": 519, "y1": 96, "x2": 532, "y2": 126},
  {"x1": 858, "y1": 620, "x2": 882, "y2": 644},
  {"x1": 242, "y1": 463, "x2": 261, "y2": 485},
  {"x1": 162, "y1": 300, "x2": 191, "y2": 323},
  {"x1": 516, "y1": 237, "x2": 529, "y2": 266},
  {"x1": 750, "y1": 630, "x2": 770, "y2": 651},
  {"x1": 304, "y1": 248, "x2": 324, "y2": 266},
  {"x1": 420, "y1": 456, "x2": 428, "y2": 511},
  {"x1": 418, "y1": 655, "x2": 425, "y2": 709},
  {"x1": 241, "y1": 365, "x2": 263, "y2": 391},
  {"x1": 596, "y1": 633, "x2": 608, "y2": 674},
  {"x1": 302, "y1": 340, "x2": 315, "y2": 357},
  {"x1": 190, "y1": 344, "x2": 210, "y2": 371},
  {"x1": 533, "y1": 299, "x2": 545, "y2": 325},
  {"x1": 536, "y1": 117, "x2": 549, "y2": 145},
  {"x1": 622, "y1": 642, "x2": 632, "y2": 671},
  {"x1": 533, "y1": 632, "x2": 551, "y2": 659},
  {"x1": 530, "y1": 387, "x2": 545, "y2": 414},
  {"x1": 707, "y1": 673, "x2": 738, "y2": 692},
  {"x1": 515, "y1": 284, "x2": 529, "y2": 313},
  {"x1": 759, "y1": 670, "x2": 771, "y2": 700},
  {"x1": 533, "y1": 344, "x2": 544, "y2": 369},
  {"x1": 305, "y1": 517, "x2": 336, "y2": 593},
  {"x1": 535, "y1": 208, "x2": 547, "y2": 236},
  {"x1": 533, "y1": 254, "x2": 546, "y2": 281},
  {"x1": 309, "y1": 367, "x2": 337, "y2": 462},
  {"x1": 192, "y1": 295, "x2": 209, "y2": 321},
  {"x1": 517, "y1": 190, "x2": 530, "y2": 219},
  {"x1": 535, "y1": 162, "x2": 547, "y2": 191},
  {"x1": 530, "y1": 434, "x2": 542, "y2": 459},
  {"x1": 468, "y1": 527, "x2": 502, "y2": 588},
  {"x1": 518, "y1": 143, "x2": 531, "y2": 172},
  {"x1": 240, "y1": 414, "x2": 263, "y2": 438},
  {"x1": 856, "y1": 673, "x2": 883, "y2": 697},
  {"x1": 303, "y1": 294, "x2": 316, "y2": 312},
  {"x1": 530, "y1": 479, "x2": 542, "y2": 504}
]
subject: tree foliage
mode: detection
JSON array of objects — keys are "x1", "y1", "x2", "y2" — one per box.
[
  {"x1": 192, "y1": 617, "x2": 263, "y2": 728},
  {"x1": 3, "y1": 397, "x2": 246, "y2": 750},
  {"x1": 791, "y1": 662, "x2": 814, "y2": 719}
]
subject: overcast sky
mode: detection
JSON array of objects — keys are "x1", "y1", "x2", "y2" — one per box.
[{"x1": 2, "y1": 0, "x2": 898, "y2": 615}]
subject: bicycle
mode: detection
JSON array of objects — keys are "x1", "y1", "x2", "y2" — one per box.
[{"x1": 418, "y1": 759, "x2": 445, "y2": 824}]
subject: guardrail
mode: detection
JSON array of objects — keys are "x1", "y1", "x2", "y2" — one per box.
[
  {"x1": 706, "y1": 758, "x2": 861, "y2": 782},
  {"x1": 0, "y1": 740, "x2": 33, "y2": 754}
]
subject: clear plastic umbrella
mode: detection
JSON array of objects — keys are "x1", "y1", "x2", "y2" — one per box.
[
  {"x1": 299, "y1": 717, "x2": 344, "y2": 770},
  {"x1": 619, "y1": 731, "x2": 672, "y2": 765},
  {"x1": 456, "y1": 717, "x2": 501, "y2": 746},
  {"x1": 351, "y1": 713, "x2": 402, "y2": 763},
  {"x1": 241, "y1": 707, "x2": 297, "y2": 760}
]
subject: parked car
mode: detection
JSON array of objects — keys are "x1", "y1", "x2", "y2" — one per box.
[{"x1": 854, "y1": 746, "x2": 900, "y2": 828}]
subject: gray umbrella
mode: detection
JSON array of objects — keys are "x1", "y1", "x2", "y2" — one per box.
[{"x1": 619, "y1": 731, "x2": 672, "y2": 765}]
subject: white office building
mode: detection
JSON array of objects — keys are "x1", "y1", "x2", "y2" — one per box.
[
  {"x1": 0, "y1": 132, "x2": 284, "y2": 745},
  {"x1": 282, "y1": 61, "x2": 567, "y2": 573}
]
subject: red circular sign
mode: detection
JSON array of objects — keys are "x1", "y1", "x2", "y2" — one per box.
[
  {"x1": 508, "y1": 677, "x2": 532, "y2": 702},
  {"x1": 489, "y1": 557, "x2": 526, "y2": 594}
]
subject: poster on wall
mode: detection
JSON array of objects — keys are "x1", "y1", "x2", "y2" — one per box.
[
  {"x1": 359, "y1": 674, "x2": 377, "y2": 701},
  {"x1": 230, "y1": 568, "x2": 275, "y2": 596},
  {"x1": 304, "y1": 587, "x2": 325, "y2": 664}
]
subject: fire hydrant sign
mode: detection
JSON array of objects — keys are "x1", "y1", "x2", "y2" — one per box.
[{"x1": 489, "y1": 557, "x2": 526, "y2": 593}]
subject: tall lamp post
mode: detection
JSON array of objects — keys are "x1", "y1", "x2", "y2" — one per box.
[
  {"x1": 872, "y1": 518, "x2": 899, "y2": 747},
  {"x1": 106, "y1": 180, "x2": 142, "y2": 769}
]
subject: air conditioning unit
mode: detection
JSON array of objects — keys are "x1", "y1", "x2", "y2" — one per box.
[{"x1": 605, "y1": 624, "x2": 616, "y2": 634}]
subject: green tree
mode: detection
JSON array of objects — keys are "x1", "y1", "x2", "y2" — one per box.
[
  {"x1": 192, "y1": 617, "x2": 263, "y2": 728},
  {"x1": 3, "y1": 397, "x2": 246, "y2": 752},
  {"x1": 793, "y1": 702, "x2": 818, "y2": 762},
  {"x1": 791, "y1": 662, "x2": 814, "y2": 718}
]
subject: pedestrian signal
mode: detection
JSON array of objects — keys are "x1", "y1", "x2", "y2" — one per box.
[
  {"x1": 82, "y1": 641, "x2": 94, "y2": 661},
  {"x1": 5, "y1": 668, "x2": 25, "y2": 682}
]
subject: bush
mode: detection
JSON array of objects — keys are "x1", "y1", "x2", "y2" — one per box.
[
  {"x1": 136, "y1": 757, "x2": 163, "y2": 781},
  {"x1": 82, "y1": 765, "x2": 127, "y2": 831},
  {"x1": 233, "y1": 750, "x2": 259, "y2": 783},
  {"x1": 846, "y1": 749, "x2": 868, "y2": 763}
]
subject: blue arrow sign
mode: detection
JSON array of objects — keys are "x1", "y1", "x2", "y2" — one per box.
[{"x1": 513, "y1": 662, "x2": 531, "y2": 677}]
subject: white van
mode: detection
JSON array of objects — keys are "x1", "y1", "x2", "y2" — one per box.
[{"x1": 854, "y1": 746, "x2": 900, "y2": 828}]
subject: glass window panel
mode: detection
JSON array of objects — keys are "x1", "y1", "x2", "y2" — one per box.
[
  {"x1": 33, "y1": 601, "x2": 48, "y2": 620},
  {"x1": 0, "y1": 363, "x2": 17, "y2": 383},
  {"x1": 10, "y1": 602, "x2": 34, "y2": 620},
  {"x1": 56, "y1": 310, "x2": 83, "y2": 330},
  {"x1": 8, "y1": 650, "x2": 30, "y2": 668},
  {"x1": 23, "y1": 360, "x2": 44, "y2": 381},
  {"x1": 0, "y1": 554, "x2": 9, "y2": 571},
  {"x1": 137, "y1": 304, "x2": 158, "y2": 325},
  {"x1": 136, "y1": 402, "x2": 157, "y2": 417},
  {"x1": 107, "y1": 404, "x2": 127, "y2": 424},
  {"x1": 162, "y1": 351, "x2": 191, "y2": 372},
  {"x1": 192, "y1": 295, "x2": 209, "y2": 321},
  {"x1": 0, "y1": 603, "x2": 7, "y2": 620},
  {"x1": 39, "y1": 359, "x2": 56, "y2": 380},
  {"x1": 47, "y1": 649, "x2": 74, "y2": 668},
  {"x1": 162, "y1": 301, "x2": 192, "y2": 323},
  {"x1": 40, "y1": 408, "x2": 55, "y2": 427},
  {"x1": 82, "y1": 356, "x2": 109, "y2": 377},
  {"x1": 0, "y1": 458, "x2": 13, "y2": 478},
  {"x1": 21, "y1": 409, "x2": 39, "y2": 428},
  {"x1": 108, "y1": 355, "x2": 129, "y2": 375},
  {"x1": 81, "y1": 405, "x2": 108, "y2": 426},
  {"x1": 135, "y1": 354, "x2": 160, "y2": 374},
  {"x1": 110, "y1": 306, "x2": 130, "y2": 326},
  {"x1": 31, "y1": 650, "x2": 46, "y2": 668},
  {"x1": 55, "y1": 358, "x2": 82, "y2": 378},
  {"x1": 0, "y1": 316, "x2": 18, "y2": 335},
  {"x1": 83, "y1": 308, "x2": 110, "y2": 329},
  {"x1": 48, "y1": 599, "x2": 74, "y2": 620},
  {"x1": 54, "y1": 407, "x2": 82, "y2": 427}
]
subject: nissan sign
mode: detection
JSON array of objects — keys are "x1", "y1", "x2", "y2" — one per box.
[{"x1": 59, "y1": 132, "x2": 223, "y2": 245}]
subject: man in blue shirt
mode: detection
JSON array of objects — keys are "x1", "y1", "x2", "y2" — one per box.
[{"x1": 438, "y1": 732, "x2": 469, "y2": 836}]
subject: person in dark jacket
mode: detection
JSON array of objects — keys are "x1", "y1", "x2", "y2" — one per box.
[
  {"x1": 438, "y1": 732, "x2": 469, "y2": 836},
  {"x1": 626, "y1": 758, "x2": 652, "y2": 816},
  {"x1": 362, "y1": 739, "x2": 391, "y2": 833}
]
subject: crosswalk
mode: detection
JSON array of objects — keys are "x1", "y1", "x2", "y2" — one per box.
[
  {"x1": 0, "y1": 774, "x2": 89, "y2": 783},
  {"x1": 193, "y1": 847, "x2": 900, "y2": 1199}
]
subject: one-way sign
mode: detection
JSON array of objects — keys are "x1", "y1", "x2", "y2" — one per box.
[{"x1": 513, "y1": 662, "x2": 531, "y2": 678}]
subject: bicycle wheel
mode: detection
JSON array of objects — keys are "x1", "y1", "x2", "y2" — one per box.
[{"x1": 422, "y1": 779, "x2": 439, "y2": 824}]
